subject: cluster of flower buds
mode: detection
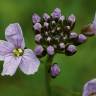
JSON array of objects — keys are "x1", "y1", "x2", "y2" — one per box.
[{"x1": 32, "y1": 8, "x2": 92, "y2": 57}]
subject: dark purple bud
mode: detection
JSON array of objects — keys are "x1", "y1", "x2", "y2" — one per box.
[
  {"x1": 47, "y1": 45, "x2": 55, "y2": 55},
  {"x1": 32, "y1": 14, "x2": 41, "y2": 24},
  {"x1": 68, "y1": 14, "x2": 76, "y2": 24},
  {"x1": 34, "y1": 45, "x2": 44, "y2": 56},
  {"x1": 50, "y1": 64, "x2": 60, "y2": 78},
  {"x1": 69, "y1": 32, "x2": 78, "y2": 39},
  {"x1": 33, "y1": 23, "x2": 42, "y2": 32},
  {"x1": 44, "y1": 22, "x2": 49, "y2": 28},
  {"x1": 51, "y1": 8, "x2": 61, "y2": 19},
  {"x1": 65, "y1": 44, "x2": 77, "y2": 56},
  {"x1": 35, "y1": 34, "x2": 42, "y2": 43},
  {"x1": 59, "y1": 43, "x2": 65, "y2": 49},
  {"x1": 43, "y1": 13, "x2": 50, "y2": 21},
  {"x1": 78, "y1": 34, "x2": 87, "y2": 43},
  {"x1": 83, "y1": 79, "x2": 96, "y2": 96},
  {"x1": 59, "y1": 16, "x2": 65, "y2": 21}
]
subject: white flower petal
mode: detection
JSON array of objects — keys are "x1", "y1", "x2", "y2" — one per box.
[
  {"x1": 1, "y1": 54, "x2": 21, "y2": 76},
  {"x1": 19, "y1": 49, "x2": 40, "y2": 75},
  {"x1": 0, "y1": 40, "x2": 14, "y2": 60},
  {"x1": 5, "y1": 23, "x2": 25, "y2": 49}
]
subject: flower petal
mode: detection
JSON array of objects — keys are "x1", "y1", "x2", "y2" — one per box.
[
  {"x1": 1, "y1": 54, "x2": 21, "y2": 76},
  {"x1": 19, "y1": 49, "x2": 40, "y2": 75},
  {"x1": 5, "y1": 23, "x2": 25, "y2": 49},
  {"x1": 0, "y1": 40, "x2": 14, "y2": 60},
  {"x1": 83, "y1": 79, "x2": 96, "y2": 96}
]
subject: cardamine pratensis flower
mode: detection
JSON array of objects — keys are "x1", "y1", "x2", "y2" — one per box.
[
  {"x1": 83, "y1": 79, "x2": 96, "y2": 96},
  {"x1": 32, "y1": 8, "x2": 89, "y2": 57},
  {"x1": 82, "y1": 14, "x2": 96, "y2": 36},
  {"x1": 0, "y1": 23, "x2": 40, "y2": 76}
]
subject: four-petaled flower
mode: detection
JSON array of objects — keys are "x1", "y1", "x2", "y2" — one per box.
[{"x1": 0, "y1": 23, "x2": 40, "y2": 76}]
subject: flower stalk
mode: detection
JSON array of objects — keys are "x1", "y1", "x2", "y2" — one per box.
[{"x1": 45, "y1": 55, "x2": 54, "y2": 96}]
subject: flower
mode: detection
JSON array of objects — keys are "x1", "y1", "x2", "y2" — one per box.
[
  {"x1": 50, "y1": 63, "x2": 60, "y2": 78},
  {"x1": 32, "y1": 14, "x2": 41, "y2": 24},
  {"x1": 0, "y1": 23, "x2": 40, "y2": 76},
  {"x1": 83, "y1": 79, "x2": 96, "y2": 96}
]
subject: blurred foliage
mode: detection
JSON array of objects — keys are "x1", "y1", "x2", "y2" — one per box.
[{"x1": 0, "y1": 0, "x2": 96, "y2": 96}]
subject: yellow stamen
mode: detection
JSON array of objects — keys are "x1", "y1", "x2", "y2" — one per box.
[{"x1": 13, "y1": 48, "x2": 24, "y2": 57}]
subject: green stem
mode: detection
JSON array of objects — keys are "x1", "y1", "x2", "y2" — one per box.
[{"x1": 45, "y1": 55, "x2": 54, "y2": 96}]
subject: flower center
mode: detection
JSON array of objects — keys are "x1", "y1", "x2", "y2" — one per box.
[{"x1": 13, "y1": 48, "x2": 24, "y2": 57}]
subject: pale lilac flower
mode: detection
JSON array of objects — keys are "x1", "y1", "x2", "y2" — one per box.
[
  {"x1": 32, "y1": 14, "x2": 41, "y2": 24},
  {"x1": 83, "y1": 79, "x2": 96, "y2": 96},
  {"x1": 33, "y1": 23, "x2": 42, "y2": 32},
  {"x1": 0, "y1": 23, "x2": 40, "y2": 76},
  {"x1": 51, "y1": 8, "x2": 61, "y2": 19},
  {"x1": 47, "y1": 45, "x2": 54, "y2": 55}
]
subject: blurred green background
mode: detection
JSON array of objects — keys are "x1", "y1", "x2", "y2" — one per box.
[{"x1": 0, "y1": 0, "x2": 96, "y2": 96}]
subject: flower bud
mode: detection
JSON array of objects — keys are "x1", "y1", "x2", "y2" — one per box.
[
  {"x1": 59, "y1": 42, "x2": 65, "y2": 49},
  {"x1": 47, "y1": 45, "x2": 55, "y2": 55},
  {"x1": 64, "y1": 26, "x2": 71, "y2": 32},
  {"x1": 35, "y1": 34, "x2": 42, "y2": 43},
  {"x1": 77, "y1": 34, "x2": 87, "y2": 43},
  {"x1": 50, "y1": 63, "x2": 60, "y2": 78},
  {"x1": 69, "y1": 32, "x2": 78, "y2": 39},
  {"x1": 44, "y1": 22, "x2": 49, "y2": 28},
  {"x1": 32, "y1": 14, "x2": 41, "y2": 24},
  {"x1": 34, "y1": 45, "x2": 44, "y2": 56},
  {"x1": 46, "y1": 37, "x2": 52, "y2": 43},
  {"x1": 68, "y1": 14, "x2": 76, "y2": 24},
  {"x1": 51, "y1": 8, "x2": 61, "y2": 19},
  {"x1": 65, "y1": 44, "x2": 77, "y2": 56},
  {"x1": 59, "y1": 16, "x2": 65, "y2": 21},
  {"x1": 33, "y1": 23, "x2": 42, "y2": 32},
  {"x1": 43, "y1": 13, "x2": 50, "y2": 21}
]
